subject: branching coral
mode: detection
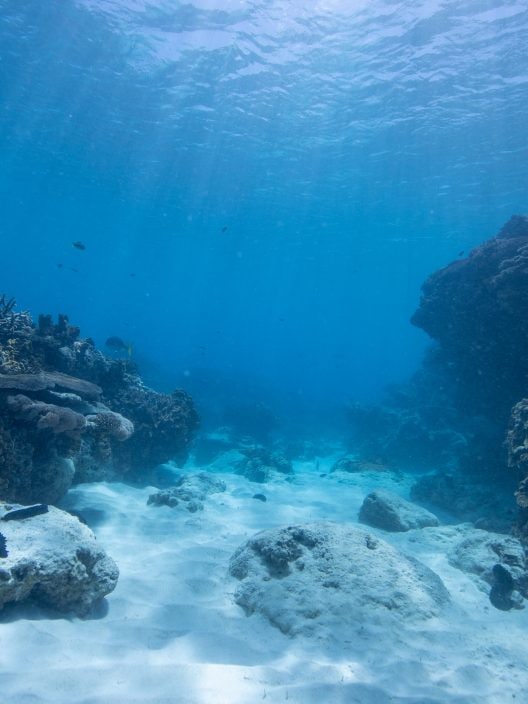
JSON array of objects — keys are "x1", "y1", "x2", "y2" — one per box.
[{"x1": 0, "y1": 294, "x2": 16, "y2": 318}]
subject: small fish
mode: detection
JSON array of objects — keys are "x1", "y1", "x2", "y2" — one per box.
[
  {"x1": 221, "y1": 226, "x2": 228, "y2": 233},
  {"x1": 458, "y1": 250, "x2": 465, "y2": 257},
  {"x1": 105, "y1": 336, "x2": 134, "y2": 357},
  {"x1": 1, "y1": 504, "x2": 49, "y2": 521},
  {"x1": 72, "y1": 241, "x2": 86, "y2": 250},
  {"x1": 130, "y1": 272, "x2": 136, "y2": 277}
]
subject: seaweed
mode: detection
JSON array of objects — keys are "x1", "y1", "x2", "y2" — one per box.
[{"x1": 0, "y1": 294, "x2": 16, "y2": 318}]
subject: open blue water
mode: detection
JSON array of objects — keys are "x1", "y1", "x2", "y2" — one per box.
[{"x1": 1, "y1": 0, "x2": 527, "y2": 432}]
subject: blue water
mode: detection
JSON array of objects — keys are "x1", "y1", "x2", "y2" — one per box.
[{"x1": 1, "y1": 0, "x2": 527, "y2": 433}]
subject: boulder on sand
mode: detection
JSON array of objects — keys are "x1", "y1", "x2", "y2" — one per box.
[
  {"x1": 229, "y1": 522, "x2": 449, "y2": 638},
  {"x1": 0, "y1": 502, "x2": 118, "y2": 615}
]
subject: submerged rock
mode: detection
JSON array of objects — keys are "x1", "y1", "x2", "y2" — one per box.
[
  {"x1": 0, "y1": 501, "x2": 118, "y2": 615},
  {"x1": 147, "y1": 472, "x2": 226, "y2": 512},
  {"x1": 412, "y1": 214, "x2": 528, "y2": 421},
  {"x1": 411, "y1": 471, "x2": 517, "y2": 533},
  {"x1": 229, "y1": 522, "x2": 449, "y2": 637},
  {"x1": 235, "y1": 447, "x2": 293, "y2": 483},
  {"x1": 359, "y1": 489, "x2": 439, "y2": 532},
  {"x1": 489, "y1": 563, "x2": 520, "y2": 611},
  {"x1": 447, "y1": 526, "x2": 527, "y2": 608}
]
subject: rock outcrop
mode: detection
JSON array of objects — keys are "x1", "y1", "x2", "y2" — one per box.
[
  {"x1": 229, "y1": 522, "x2": 450, "y2": 638},
  {"x1": 411, "y1": 215, "x2": 528, "y2": 421},
  {"x1": 344, "y1": 217, "x2": 528, "y2": 539}
]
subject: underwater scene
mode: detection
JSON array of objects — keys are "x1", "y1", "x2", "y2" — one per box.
[{"x1": 1, "y1": 1, "x2": 528, "y2": 702}]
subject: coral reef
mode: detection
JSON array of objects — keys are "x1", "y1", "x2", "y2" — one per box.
[
  {"x1": 506, "y1": 398, "x2": 528, "y2": 498},
  {"x1": 506, "y1": 398, "x2": 528, "y2": 539},
  {"x1": 0, "y1": 297, "x2": 199, "y2": 502},
  {"x1": 105, "y1": 384, "x2": 198, "y2": 476},
  {"x1": 410, "y1": 216, "x2": 528, "y2": 537},
  {"x1": 346, "y1": 217, "x2": 528, "y2": 539},
  {"x1": 411, "y1": 214, "x2": 528, "y2": 421}
]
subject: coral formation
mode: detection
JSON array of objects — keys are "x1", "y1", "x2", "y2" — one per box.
[
  {"x1": 0, "y1": 296, "x2": 199, "y2": 503},
  {"x1": 235, "y1": 446, "x2": 293, "y2": 483},
  {"x1": 506, "y1": 398, "x2": 528, "y2": 539},
  {"x1": 410, "y1": 216, "x2": 528, "y2": 536},
  {"x1": 345, "y1": 217, "x2": 528, "y2": 540},
  {"x1": 147, "y1": 472, "x2": 226, "y2": 512},
  {"x1": 411, "y1": 214, "x2": 528, "y2": 420},
  {"x1": 106, "y1": 384, "x2": 198, "y2": 475},
  {"x1": 506, "y1": 398, "x2": 528, "y2": 493}
]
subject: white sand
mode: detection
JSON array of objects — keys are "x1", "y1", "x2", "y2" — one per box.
[{"x1": 1, "y1": 458, "x2": 527, "y2": 703}]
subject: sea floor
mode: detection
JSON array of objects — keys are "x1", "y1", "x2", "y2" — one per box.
[{"x1": 0, "y1": 455, "x2": 527, "y2": 703}]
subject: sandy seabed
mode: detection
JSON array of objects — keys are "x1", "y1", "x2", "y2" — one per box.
[{"x1": 1, "y1": 457, "x2": 527, "y2": 704}]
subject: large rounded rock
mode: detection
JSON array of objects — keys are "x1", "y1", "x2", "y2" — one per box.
[
  {"x1": 229, "y1": 522, "x2": 449, "y2": 637},
  {"x1": 0, "y1": 503, "x2": 118, "y2": 615},
  {"x1": 359, "y1": 489, "x2": 439, "y2": 532}
]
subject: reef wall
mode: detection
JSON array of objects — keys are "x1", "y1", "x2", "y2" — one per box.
[
  {"x1": 347, "y1": 216, "x2": 528, "y2": 538},
  {"x1": 0, "y1": 297, "x2": 199, "y2": 504},
  {"x1": 411, "y1": 215, "x2": 528, "y2": 421}
]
